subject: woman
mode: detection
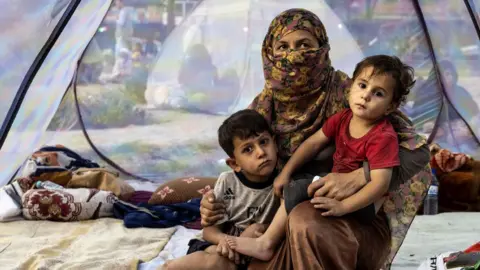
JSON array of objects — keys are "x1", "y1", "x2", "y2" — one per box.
[
  {"x1": 201, "y1": 9, "x2": 431, "y2": 269},
  {"x1": 157, "y1": 44, "x2": 238, "y2": 114}
]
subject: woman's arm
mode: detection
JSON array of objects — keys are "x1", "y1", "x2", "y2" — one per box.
[
  {"x1": 387, "y1": 110, "x2": 431, "y2": 190},
  {"x1": 388, "y1": 144, "x2": 430, "y2": 191}
]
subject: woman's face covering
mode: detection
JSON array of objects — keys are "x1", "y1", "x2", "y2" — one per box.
[{"x1": 272, "y1": 30, "x2": 320, "y2": 57}]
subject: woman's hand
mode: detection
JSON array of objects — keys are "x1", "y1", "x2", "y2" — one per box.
[
  {"x1": 307, "y1": 168, "x2": 367, "y2": 200},
  {"x1": 273, "y1": 172, "x2": 291, "y2": 198},
  {"x1": 200, "y1": 191, "x2": 226, "y2": 227}
]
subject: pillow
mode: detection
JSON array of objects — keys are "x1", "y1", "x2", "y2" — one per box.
[
  {"x1": 148, "y1": 177, "x2": 217, "y2": 205},
  {"x1": 22, "y1": 188, "x2": 116, "y2": 221}
]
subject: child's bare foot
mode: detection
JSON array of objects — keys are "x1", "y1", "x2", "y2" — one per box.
[{"x1": 225, "y1": 235, "x2": 274, "y2": 261}]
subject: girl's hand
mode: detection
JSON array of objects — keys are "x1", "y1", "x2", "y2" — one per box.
[{"x1": 310, "y1": 197, "x2": 348, "y2": 217}]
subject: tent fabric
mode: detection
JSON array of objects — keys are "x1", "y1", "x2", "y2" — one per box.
[
  {"x1": 0, "y1": 0, "x2": 480, "y2": 186},
  {"x1": 0, "y1": 0, "x2": 112, "y2": 186},
  {"x1": 0, "y1": 0, "x2": 65, "y2": 126}
]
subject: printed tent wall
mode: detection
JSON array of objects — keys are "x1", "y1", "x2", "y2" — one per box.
[{"x1": 0, "y1": 0, "x2": 479, "y2": 186}]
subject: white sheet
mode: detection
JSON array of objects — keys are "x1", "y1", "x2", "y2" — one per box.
[{"x1": 139, "y1": 225, "x2": 201, "y2": 270}]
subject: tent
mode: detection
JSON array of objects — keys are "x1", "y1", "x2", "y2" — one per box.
[{"x1": 1, "y1": 0, "x2": 479, "y2": 186}]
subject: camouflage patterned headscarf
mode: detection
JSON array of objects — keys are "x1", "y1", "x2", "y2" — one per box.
[{"x1": 249, "y1": 8, "x2": 350, "y2": 162}]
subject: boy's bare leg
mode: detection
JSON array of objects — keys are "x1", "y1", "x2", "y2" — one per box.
[
  {"x1": 162, "y1": 245, "x2": 236, "y2": 270},
  {"x1": 226, "y1": 200, "x2": 287, "y2": 261},
  {"x1": 163, "y1": 222, "x2": 267, "y2": 269}
]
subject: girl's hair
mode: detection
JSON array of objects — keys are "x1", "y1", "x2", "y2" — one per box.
[{"x1": 352, "y1": 55, "x2": 416, "y2": 105}]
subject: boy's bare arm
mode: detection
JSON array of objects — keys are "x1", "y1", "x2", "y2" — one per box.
[
  {"x1": 339, "y1": 168, "x2": 392, "y2": 214},
  {"x1": 203, "y1": 223, "x2": 266, "y2": 244},
  {"x1": 202, "y1": 225, "x2": 226, "y2": 245}
]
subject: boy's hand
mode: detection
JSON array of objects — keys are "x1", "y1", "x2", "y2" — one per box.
[
  {"x1": 310, "y1": 197, "x2": 348, "y2": 217},
  {"x1": 216, "y1": 237, "x2": 240, "y2": 264},
  {"x1": 273, "y1": 172, "x2": 291, "y2": 198}
]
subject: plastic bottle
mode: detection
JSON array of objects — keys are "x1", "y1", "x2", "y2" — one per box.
[
  {"x1": 423, "y1": 169, "x2": 439, "y2": 215},
  {"x1": 35, "y1": 181, "x2": 64, "y2": 190}
]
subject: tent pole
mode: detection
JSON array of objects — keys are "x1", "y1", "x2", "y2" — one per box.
[
  {"x1": 70, "y1": 1, "x2": 152, "y2": 182},
  {"x1": 464, "y1": 0, "x2": 480, "y2": 41},
  {"x1": 412, "y1": 0, "x2": 480, "y2": 145},
  {"x1": 166, "y1": 0, "x2": 175, "y2": 35},
  {"x1": 0, "y1": 0, "x2": 82, "y2": 150},
  {"x1": 411, "y1": 0, "x2": 446, "y2": 144}
]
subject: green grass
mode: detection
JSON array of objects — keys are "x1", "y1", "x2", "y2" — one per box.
[
  {"x1": 153, "y1": 159, "x2": 190, "y2": 172},
  {"x1": 192, "y1": 142, "x2": 217, "y2": 153}
]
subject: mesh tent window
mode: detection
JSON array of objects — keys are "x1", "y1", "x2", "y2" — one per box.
[{"x1": 1, "y1": 0, "x2": 479, "y2": 186}]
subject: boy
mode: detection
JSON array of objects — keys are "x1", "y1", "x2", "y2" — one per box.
[
  {"x1": 163, "y1": 109, "x2": 280, "y2": 270},
  {"x1": 225, "y1": 55, "x2": 416, "y2": 261}
]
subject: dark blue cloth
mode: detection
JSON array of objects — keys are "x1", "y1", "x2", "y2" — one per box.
[{"x1": 113, "y1": 198, "x2": 200, "y2": 228}]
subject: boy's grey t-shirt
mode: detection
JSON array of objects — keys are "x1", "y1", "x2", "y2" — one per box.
[{"x1": 214, "y1": 171, "x2": 279, "y2": 230}]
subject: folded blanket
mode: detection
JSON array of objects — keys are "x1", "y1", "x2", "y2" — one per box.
[
  {"x1": 113, "y1": 198, "x2": 200, "y2": 228},
  {"x1": 127, "y1": 190, "x2": 153, "y2": 204},
  {"x1": 67, "y1": 168, "x2": 135, "y2": 201},
  {"x1": 428, "y1": 145, "x2": 480, "y2": 212},
  {"x1": 431, "y1": 148, "x2": 471, "y2": 173}
]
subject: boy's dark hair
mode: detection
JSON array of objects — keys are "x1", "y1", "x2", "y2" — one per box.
[
  {"x1": 218, "y1": 109, "x2": 273, "y2": 157},
  {"x1": 352, "y1": 55, "x2": 415, "y2": 105}
]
